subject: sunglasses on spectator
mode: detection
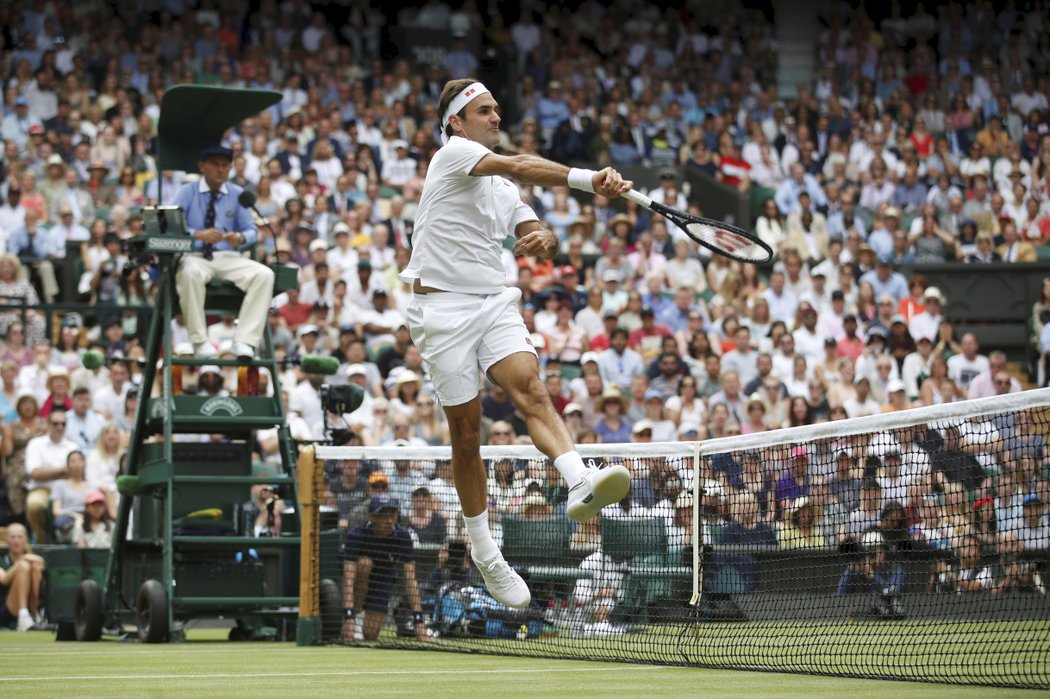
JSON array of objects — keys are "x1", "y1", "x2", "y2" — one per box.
[{"x1": 51, "y1": 420, "x2": 66, "y2": 426}]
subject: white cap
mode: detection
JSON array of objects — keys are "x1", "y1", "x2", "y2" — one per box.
[
  {"x1": 309, "y1": 239, "x2": 328, "y2": 252},
  {"x1": 631, "y1": 419, "x2": 653, "y2": 434},
  {"x1": 297, "y1": 324, "x2": 320, "y2": 338},
  {"x1": 563, "y1": 402, "x2": 583, "y2": 415},
  {"x1": 346, "y1": 363, "x2": 367, "y2": 377}
]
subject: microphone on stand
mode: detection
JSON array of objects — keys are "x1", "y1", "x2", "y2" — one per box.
[{"x1": 238, "y1": 190, "x2": 279, "y2": 241}]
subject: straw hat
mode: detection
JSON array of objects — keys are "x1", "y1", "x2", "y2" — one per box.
[
  {"x1": 597, "y1": 388, "x2": 628, "y2": 412},
  {"x1": 45, "y1": 366, "x2": 71, "y2": 391},
  {"x1": 745, "y1": 391, "x2": 769, "y2": 414}
]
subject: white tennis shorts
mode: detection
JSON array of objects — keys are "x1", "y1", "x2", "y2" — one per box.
[{"x1": 406, "y1": 287, "x2": 537, "y2": 407}]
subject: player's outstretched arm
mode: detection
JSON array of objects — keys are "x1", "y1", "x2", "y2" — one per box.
[{"x1": 472, "y1": 154, "x2": 632, "y2": 199}]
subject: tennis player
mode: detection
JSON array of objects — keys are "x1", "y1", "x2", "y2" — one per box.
[
  {"x1": 400, "y1": 79, "x2": 632, "y2": 609},
  {"x1": 172, "y1": 145, "x2": 274, "y2": 360}
]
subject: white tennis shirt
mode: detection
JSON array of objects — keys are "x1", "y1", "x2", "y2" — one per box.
[{"x1": 400, "y1": 136, "x2": 537, "y2": 294}]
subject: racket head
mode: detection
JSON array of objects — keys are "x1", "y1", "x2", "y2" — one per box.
[
  {"x1": 682, "y1": 219, "x2": 773, "y2": 264},
  {"x1": 623, "y1": 188, "x2": 773, "y2": 264}
]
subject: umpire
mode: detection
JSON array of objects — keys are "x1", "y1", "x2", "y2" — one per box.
[
  {"x1": 172, "y1": 145, "x2": 273, "y2": 360},
  {"x1": 340, "y1": 494, "x2": 429, "y2": 642}
]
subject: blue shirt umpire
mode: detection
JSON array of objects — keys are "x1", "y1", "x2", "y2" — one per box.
[{"x1": 172, "y1": 144, "x2": 274, "y2": 360}]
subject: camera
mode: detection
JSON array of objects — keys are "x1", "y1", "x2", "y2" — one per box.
[{"x1": 320, "y1": 384, "x2": 361, "y2": 415}]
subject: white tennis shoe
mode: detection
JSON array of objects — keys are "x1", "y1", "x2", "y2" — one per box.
[
  {"x1": 566, "y1": 461, "x2": 631, "y2": 523},
  {"x1": 472, "y1": 553, "x2": 531, "y2": 609},
  {"x1": 231, "y1": 341, "x2": 254, "y2": 361},
  {"x1": 194, "y1": 342, "x2": 218, "y2": 359}
]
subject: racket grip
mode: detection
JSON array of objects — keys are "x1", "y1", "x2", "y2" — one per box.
[{"x1": 622, "y1": 189, "x2": 653, "y2": 208}]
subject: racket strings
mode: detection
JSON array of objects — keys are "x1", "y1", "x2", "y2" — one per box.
[{"x1": 687, "y1": 222, "x2": 769, "y2": 263}]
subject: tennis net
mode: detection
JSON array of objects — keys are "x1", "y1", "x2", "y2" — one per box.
[{"x1": 297, "y1": 388, "x2": 1050, "y2": 689}]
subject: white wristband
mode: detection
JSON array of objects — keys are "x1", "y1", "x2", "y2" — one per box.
[{"x1": 568, "y1": 167, "x2": 598, "y2": 194}]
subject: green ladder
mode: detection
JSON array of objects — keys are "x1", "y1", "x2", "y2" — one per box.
[{"x1": 76, "y1": 230, "x2": 302, "y2": 642}]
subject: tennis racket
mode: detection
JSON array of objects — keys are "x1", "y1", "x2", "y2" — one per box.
[{"x1": 621, "y1": 189, "x2": 773, "y2": 264}]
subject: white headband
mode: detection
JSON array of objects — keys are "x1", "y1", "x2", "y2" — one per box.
[{"x1": 441, "y1": 82, "x2": 490, "y2": 144}]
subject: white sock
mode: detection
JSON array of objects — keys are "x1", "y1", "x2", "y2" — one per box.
[
  {"x1": 553, "y1": 451, "x2": 588, "y2": 487},
  {"x1": 464, "y1": 510, "x2": 500, "y2": 561}
]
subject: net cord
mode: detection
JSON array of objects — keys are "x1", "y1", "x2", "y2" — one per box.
[
  {"x1": 315, "y1": 389, "x2": 1050, "y2": 464},
  {"x1": 315, "y1": 440, "x2": 695, "y2": 462},
  {"x1": 699, "y1": 387, "x2": 1050, "y2": 456}
]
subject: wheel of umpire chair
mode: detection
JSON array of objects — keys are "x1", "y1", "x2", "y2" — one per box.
[
  {"x1": 74, "y1": 579, "x2": 103, "y2": 641},
  {"x1": 319, "y1": 578, "x2": 342, "y2": 642},
  {"x1": 137, "y1": 579, "x2": 169, "y2": 644}
]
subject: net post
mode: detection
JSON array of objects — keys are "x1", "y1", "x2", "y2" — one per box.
[
  {"x1": 689, "y1": 441, "x2": 702, "y2": 607},
  {"x1": 296, "y1": 444, "x2": 321, "y2": 646}
]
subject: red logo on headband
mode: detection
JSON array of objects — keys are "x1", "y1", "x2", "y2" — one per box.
[{"x1": 464, "y1": 88, "x2": 476, "y2": 97}]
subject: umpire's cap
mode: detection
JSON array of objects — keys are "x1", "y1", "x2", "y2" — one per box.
[{"x1": 199, "y1": 144, "x2": 233, "y2": 161}]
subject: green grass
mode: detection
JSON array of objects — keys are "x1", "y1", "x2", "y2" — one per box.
[{"x1": 0, "y1": 628, "x2": 1044, "y2": 698}]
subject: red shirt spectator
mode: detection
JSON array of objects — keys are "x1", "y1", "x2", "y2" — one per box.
[{"x1": 277, "y1": 288, "x2": 313, "y2": 332}]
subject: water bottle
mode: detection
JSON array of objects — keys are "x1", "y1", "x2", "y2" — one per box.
[{"x1": 516, "y1": 624, "x2": 528, "y2": 641}]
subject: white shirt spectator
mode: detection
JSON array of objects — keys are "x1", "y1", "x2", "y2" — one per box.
[
  {"x1": 327, "y1": 245, "x2": 359, "y2": 281},
  {"x1": 664, "y1": 256, "x2": 704, "y2": 290},
  {"x1": 381, "y1": 155, "x2": 416, "y2": 187},
  {"x1": 792, "y1": 326, "x2": 825, "y2": 368},
  {"x1": 25, "y1": 432, "x2": 79, "y2": 490},
  {"x1": 360, "y1": 306, "x2": 406, "y2": 352},
  {"x1": 92, "y1": 381, "x2": 130, "y2": 421},
  {"x1": 289, "y1": 380, "x2": 324, "y2": 437},
  {"x1": 85, "y1": 447, "x2": 121, "y2": 493},
  {"x1": 760, "y1": 287, "x2": 798, "y2": 324},
  {"x1": 946, "y1": 353, "x2": 989, "y2": 392},
  {"x1": 596, "y1": 346, "x2": 645, "y2": 390},
  {"x1": 67, "y1": 408, "x2": 105, "y2": 452},
  {"x1": 572, "y1": 550, "x2": 629, "y2": 606},
  {"x1": 575, "y1": 306, "x2": 605, "y2": 340},
  {"x1": 720, "y1": 348, "x2": 759, "y2": 386},
  {"x1": 843, "y1": 395, "x2": 881, "y2": 419},
  {"x1": 908, "y1": 311, "x2": 941, "y2": 344}
]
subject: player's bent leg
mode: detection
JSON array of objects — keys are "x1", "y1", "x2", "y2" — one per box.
[
  {"x1": 444, "y1": 396, "x2": 530, "y2": 609},
  {"x1": 486, "y1": 351, "x2": 574, "y2": 459},
  {"x1": 487, "y1": 352, "x2": 630, "y2": 522}
]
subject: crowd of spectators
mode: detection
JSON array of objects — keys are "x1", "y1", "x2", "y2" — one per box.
[{"x1": 0, "y1": 0, "x2": 1047, "y2": 604}]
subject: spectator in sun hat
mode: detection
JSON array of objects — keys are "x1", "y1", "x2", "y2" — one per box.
[
  {"x1": 908, "y1": 286, "x2": 944, "y2": 343},
  {"x1": 594, "y1": 387, "x2": 632, "y2": 444}
]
